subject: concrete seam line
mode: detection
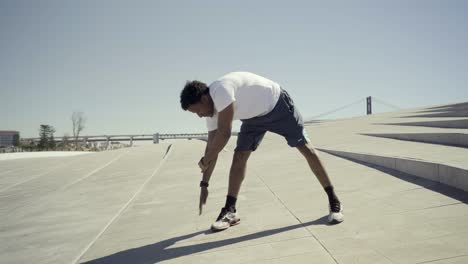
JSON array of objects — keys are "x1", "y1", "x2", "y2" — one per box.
[
  {"x1": 0, "y1": 168, "x2": 23, "y2": 176},
  {"x1": 5, "y1": 151, "x2": 130, "y2": 215},
  {"x1": 1, "y1": 166, "x2": 66, "y2": 192},
  {"x1": 61, "y1": 150, "x2": 129, "y2": 190},
  {"x1": 205, "y1": 146, "x2": 337, "y2": 262},
  {"x1": 252, "y1": 170, "x2": 340, "y2": 264},
  {"x1": 72, "y1": 144, "x2": 173, "y2": 264},
  {"x1": 0, "y1": 154, "x2": 90, "y2": 193},
  {"x1": 414, "y1": 253, "x2": 468, "y2": 264}
]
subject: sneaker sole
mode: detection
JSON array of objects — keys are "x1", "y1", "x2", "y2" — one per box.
[
  {"x1": 211, "y1": 219, "x2": 241, "y2": 232},
  {"x1": 328, "y1": 219, "x2": 344, "y2": 225}
]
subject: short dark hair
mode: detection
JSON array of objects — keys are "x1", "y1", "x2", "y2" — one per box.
[{"x1": 180, "y1": 80, "x2": 209, "y2": 110}]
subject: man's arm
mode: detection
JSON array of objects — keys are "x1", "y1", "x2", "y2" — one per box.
[
  {"x1": 201, "y1": 129, "x2": 218, "y2": 183},
  {"x1": 198, "y1": 129, "x2": 221, "y2": 215},
  {"x1": 203, "y1": 103, "x2": 234, "y2": 165}
]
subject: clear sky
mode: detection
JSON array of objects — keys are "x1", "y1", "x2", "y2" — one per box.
[{"x1": 1, "y1": 0, "x2": 467, "y2": 138}]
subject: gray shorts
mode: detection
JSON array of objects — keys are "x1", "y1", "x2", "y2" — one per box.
[{"x1": 235, "y1": 89, "x2": 310, "y2": 152}]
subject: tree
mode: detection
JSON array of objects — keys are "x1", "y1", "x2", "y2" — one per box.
[
  {"x1": 72, "y1": 112, "x2": 86, "y2": 150},
  {"x1": 49, "y1": 133, "x2": 56, "y2": 149},
  {"x1": 38, "y1": 125, "x2": 48, "y2": 150},
  {"x1": 38, "y1": 125, "x2": 56, "y2": 150},
  {"x1": 62, "y1": 133, "x2": 70, "y2": 149}
]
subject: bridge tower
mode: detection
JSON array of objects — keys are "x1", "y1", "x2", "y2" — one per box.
[{"x1": 366, "y1": 96, "x2": 372, "y2": 115}]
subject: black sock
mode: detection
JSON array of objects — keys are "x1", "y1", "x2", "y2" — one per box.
[
  {"x1": 225, "y1": 195, "x2": 237, "y2": 211},
  {"x1": 324, "y1": 186, "x2": 340, "y2": 205}
]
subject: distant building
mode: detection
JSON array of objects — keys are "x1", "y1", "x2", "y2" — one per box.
[{"x1": 0, "y1": 131, "x2": 20, "y2": 147}]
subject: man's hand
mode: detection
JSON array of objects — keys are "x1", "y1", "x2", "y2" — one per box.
[
  {"x1": 198, "y1": 157, "x2": 210, "y2": 173},
  {"x1": 199, "y1": 186, "x2": 208, "y2": 215}
]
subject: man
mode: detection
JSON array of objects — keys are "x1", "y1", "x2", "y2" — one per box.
[{"x1": 180, "y1": 72, "x2": 343, "y2": 231}]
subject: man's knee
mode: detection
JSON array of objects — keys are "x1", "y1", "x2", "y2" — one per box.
[
  {"x1": 232, "y1": 151, "x2": 251, "y2": 167},
  {"x1": 297, "y1": 143, "x2": 318, "y2": 157}
]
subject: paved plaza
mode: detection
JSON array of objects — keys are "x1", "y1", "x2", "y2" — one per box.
[{"x1": 1, "y1": 102, "x2": 467, "y2": 264}]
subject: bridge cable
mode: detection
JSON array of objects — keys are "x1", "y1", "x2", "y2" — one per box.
[
  {"x1": 372, "y1": 97, "x2": 401, "y2": 110},
  {"x1": 308, "y1": 97, "x2": 367, "y2": 120}
]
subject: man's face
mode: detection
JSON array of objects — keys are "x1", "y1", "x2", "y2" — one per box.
[{"x1": 187, "y1": 95, "x2": 214, "y2": 118}]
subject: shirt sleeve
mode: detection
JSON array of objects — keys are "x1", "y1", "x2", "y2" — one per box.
[
  {"x1": 206, "y1": 114, "x2": 218, "y2": 131},
  {"x1": 211, "y1": 82, "x2": 235, "y2": 112}
]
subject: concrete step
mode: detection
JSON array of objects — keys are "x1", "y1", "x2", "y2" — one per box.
[
  {"x1": 402, "y1": 110, "x2": 468, "y2": 118},
  {"x1": 379, "y1": 118, "x2": 468, "y2": 129},
  {"x1": 317, "y1": 148, "x2": 468, "y2": 192},
  {"x1": 426, "y1": 102, "x2": 468, "y2": 111},
  {"x1": 361, "y1": 133, "x2": 468, "y2": 148}
]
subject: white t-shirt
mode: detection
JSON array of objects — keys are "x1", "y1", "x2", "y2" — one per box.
[{"x1": 206, "y1": 72, "x2": 281, "y2": 131}]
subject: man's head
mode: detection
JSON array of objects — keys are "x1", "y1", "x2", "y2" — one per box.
[{"x1": 180, "y1": 80, "x2": 215, "y2": 118}]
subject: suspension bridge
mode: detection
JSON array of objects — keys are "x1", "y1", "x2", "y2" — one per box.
[
  {"x1": 306, "y1": 96, "x2": 401, "y2": 121},
  {"x1": 21, "y1": 96, "x2": 398, "y2": 146}
]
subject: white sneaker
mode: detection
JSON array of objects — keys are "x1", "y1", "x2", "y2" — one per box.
[
  {"x1": 211, "y1": 207, "x2": 240, "y2": 231},
  {"x1": 328, "y1": 203, "x2": 344, "y2": 224}
]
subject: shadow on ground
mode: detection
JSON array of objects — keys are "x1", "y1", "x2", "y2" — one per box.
[{"x1": 81, "y1": 216, "x2": 329, "y2": 264}]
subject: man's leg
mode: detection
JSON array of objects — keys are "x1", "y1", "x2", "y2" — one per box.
[
  {"x1": 228, "y1": 150, "x2": 252, "y2": 198},
  {"x1": 296, "y1": 142, "x2": 332, "y2": 188},
  {"x1": 261, "y1": 88, "x2": 343, "y2": 223},
  {"x1": 297, "y1": 142, "x2": 344, "y2": 224},
  {"x1": 211, "y1": 150, "x2": 251, "y2": 231}
]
